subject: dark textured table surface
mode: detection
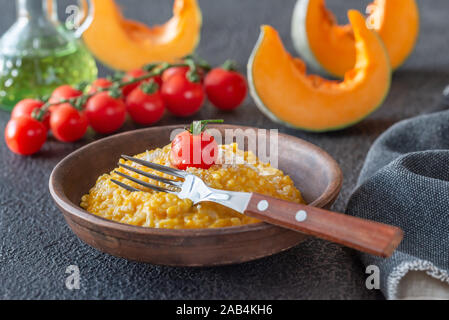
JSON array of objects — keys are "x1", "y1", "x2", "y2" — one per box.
[{"x1": 1, "y1": 0, "x2": 448, "y2": 300}]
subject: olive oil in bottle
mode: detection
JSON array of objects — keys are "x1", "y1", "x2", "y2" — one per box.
[{"x1": 0, "y1": 0, "x2": 97, "y2": 111}]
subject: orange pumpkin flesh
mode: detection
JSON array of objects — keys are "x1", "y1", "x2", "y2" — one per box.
[
  {"x1": 83, "y1": 0, "x2": 202, "y2": 71},
  {"x1": 248, "y1": 10, "x2": 391, "y2": 132},
  {"x1": 292, "y1": 0, "x2": 419, "y2": 78},
  {"x1": 292, "y1": 0, "x2": 356, "y2": 77},
  {"x1": 367, "y1": 0, "x2": 419, "y2": 70}
]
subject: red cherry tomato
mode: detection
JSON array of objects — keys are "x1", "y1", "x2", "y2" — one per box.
[
  {"x1": 161, "y1": 74, "x2": 205, "y2": 117},
  {"x1": 150, "y1": 75, "x2": 163, "y2": 88},
  {"x1": 49, "y1": 85, "x2": 83, "y2": 112},
  {"x1": 85, "y1": 92, "x2": 127, "y2": 134},
  {"x1": 161, "y1": 66, "x2": 205, "y2": 83},
  {"x1": 5, "y1": 116, "x2": 47, "y2": 155},
  {"x1": 204, "y1": 68, "x2": 247, "y2": 111},
  {"x1": 88, "y1": 78, "x2": 113, "y2": 95},
  {"x1": 122, "y1": 69, "x2": 162, "y2": 97},
  {"x1": 50, "y1": 103, "x2": 88, "y2": 142},
  {"x1": 11, "y1": 99, "x2": 50, "y2": 130},
  {"x1": 121, "y1": 69, "x2": 146, "y2": 97},
  {"x1": 161, "y1": 66, "x2": 189, "y2": 82},
  {"x1": 170, "y1": 130, "x2": 218, "y2": 170},
  {"x1": 125, "y1": 87, "x2": 165, "y2": 126},
  {"x1": 49, "y1": 85, "x2": 83, "y2": 104}
]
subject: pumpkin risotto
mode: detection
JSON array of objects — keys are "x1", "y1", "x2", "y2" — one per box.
[{"x1": 80, "y1": 143, "x2": 304, "y2": 228}]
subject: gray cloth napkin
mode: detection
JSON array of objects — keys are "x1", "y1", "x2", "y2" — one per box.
[{"x1": 346, "y1": 109, "x2": 449, "y2": 300}]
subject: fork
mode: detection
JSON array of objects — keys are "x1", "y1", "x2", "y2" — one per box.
[{"x1": 111, "y1": 155, "x2": 403, "y2": 258}]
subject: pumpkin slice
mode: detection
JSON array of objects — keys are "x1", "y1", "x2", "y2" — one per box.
[
  {"x1": 248, "y1": 10, "x2": 391, "y2": 132},
  {"x1": 291, "y1": 0, "x2": 419, "y2": 77},
  {"x1": 83, "y1": 0, "x2": 202, "y2": 71}
]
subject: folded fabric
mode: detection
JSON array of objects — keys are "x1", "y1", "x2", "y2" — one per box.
[{"x1": 346, "y1": 109, "x2": 449, "y2": 299}]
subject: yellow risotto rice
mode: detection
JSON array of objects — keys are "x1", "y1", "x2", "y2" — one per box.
[{"x1": 80, "y1": 143, "x2": 304, "y2": 228}]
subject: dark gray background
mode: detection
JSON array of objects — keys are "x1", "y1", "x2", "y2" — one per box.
[{"x1": 0, "y1": 0, "x2": 448, "y2": 300}]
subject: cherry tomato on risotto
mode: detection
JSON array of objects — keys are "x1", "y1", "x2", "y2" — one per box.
[
  {"x1": 170, "y1": 120, "x2": 222, "y2": 170},
  {"x1": 5, "y1": 116, "x2": 47, "y2": 155}
]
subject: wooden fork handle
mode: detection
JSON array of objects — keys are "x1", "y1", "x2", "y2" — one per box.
[{"x1": 245, "y1": 193, "x2": 403, "y2": 257}]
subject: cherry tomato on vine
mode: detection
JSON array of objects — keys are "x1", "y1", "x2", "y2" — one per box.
[
  {"x1": 161, "y1": 66, "x2": 187, "y2": 83},
  {"x1": 11, "y1": 99, "x2": 50, "y2": 130},
  {"x1": 170, "y1": 120, "x2": 221, "y2": 170},
  {"x1": 122, "y1": 69, "x2": 162, "y2": 97},
  {"x1": 88, "y1": 78, "x2": 113, "y2": 95},
  {"x1": 49, "y1": 85, "x2": 83, "y2": 104},
  {"x1": 85, "y1": 92, "x2": 127, "y2": 134},
  {"x1": 5, "y1": 116, "x2": 47, "y2": 155},
  {"x1": 50, "y1": 103, "x2": 88, "y2": 142},
  {"x1": 161, "y1": 66, "x2": 205, "y2": 83},
  {"x1": 161, "y1": 74, "x2": 205, "y2": 117},
  {"x1": 125, "y1": 83, "x2": 165, "y2": 126},
  {"x1": 204, "y1": 67, "x2": 247, "y2": 111},
  {"x1": 49, "y1": 85, "x2": 83, "y2": 112},
  {"x1": 150, "y1": 75, "x2": 163, "y2": 88}
]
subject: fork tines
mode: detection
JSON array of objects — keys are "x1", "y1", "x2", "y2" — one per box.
[
  {"x1": 110, "y1": 155, "x2": 185, "y2": 193},
  {"x1": 118, "y1": 162, "x2": 180, "y2": 187},
  {"x1": 121, "y1": 155, "x2": 186, "y2": 178}
]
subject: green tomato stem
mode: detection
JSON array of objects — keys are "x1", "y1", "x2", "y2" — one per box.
[
  {"x1": 189, "y1": 119, "x2": 224, "y2": 135},
  {"x1": 140, "y1": 79, "x2": 159, "y2": 95},
  {"x1": 221, "y1": 59, "x2": 238, "y2": 71}
]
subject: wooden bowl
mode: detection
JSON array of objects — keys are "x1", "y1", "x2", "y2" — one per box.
[{"x1": 49, "y1": 125, "x2": 342, "y2": 266}]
